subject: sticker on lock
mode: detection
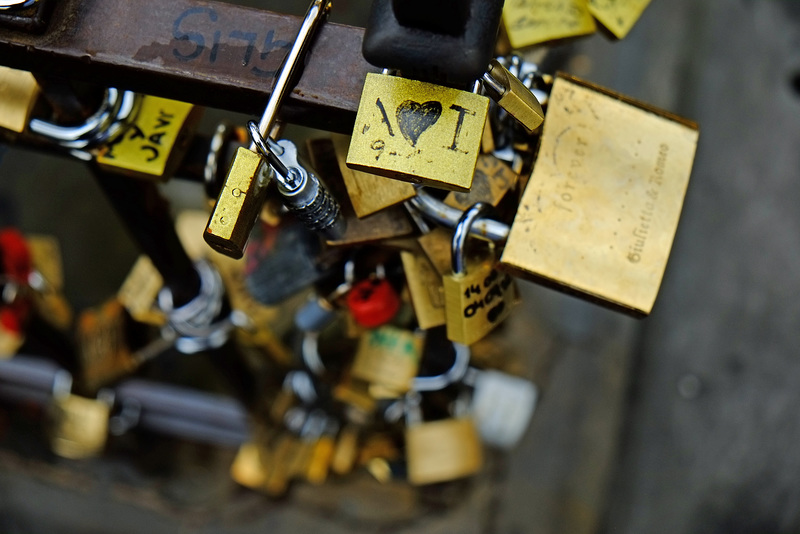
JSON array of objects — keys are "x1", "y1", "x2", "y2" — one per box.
[
  {"x1": 97, "y1": 95, "x2": 201, "y2": 180},
  {"x1": 347, "y1": 73, "x2": 489, "y2": 192}
]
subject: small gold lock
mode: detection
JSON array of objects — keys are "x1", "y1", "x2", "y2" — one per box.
[
  {"x1": 443, "y1": 204, "x2": 518, "y2": 346},
  {"x1": 482, "y1": 59, "x2": 545, "y2": 133},
  {"x1": 305, "y1": 434, "x2": 336, "y2": 485},
  {"x1": 502, "y1": 0, "x2": 596, "y2": 49},
  {"x1": 405, "y1": 413, "x2": 483, "y2": 485},
  {"x1": 331, "y1": 134, "x2": 415, "y2": 218},
  {"x1": 588, "y1": 0, "x2": 653, "y2": 39},
  {"x1": 331, "y1": 424, "x2": 360, "y2": 475},
  {"x1": 96, "y1": 95, "x2": 202, "y2": 180},
  {"x1": 500, "y1": 74, "x2": 699, "y2": 316},
  {"x1": 444, "y1": 154, "x2": 519, "y2": 212},
  {"x1": 401, "y1": 251, "x2": 446, "y2": 330},
  {"x1": 347, "y1": 73, "x2": 490, "y2": 192},
  {"x1": 350, "y1": 326, "x2": 423, "y2": 395},
  {"x1": 231, "y1": 441, "x2": 270, "y2": 490},
  {"x1": 77, "y1": 299, "x2": 137, "y2": 392},
  {"x1": 118, "y1": 255, "x2": 166, "y2": 326},
  {"x1": 0, "y1": 66, "x2": 40, "y2": 133},
  {"x1": 47, "y1": 373, "x2": 112, "y2": 459},
  {"x1": 204, "y1": 147, "x2": 272, "y2": 259}
]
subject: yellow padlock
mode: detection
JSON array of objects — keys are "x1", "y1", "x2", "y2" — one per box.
[
  {"x1": 443, "y1": 203, "x2": 518, "y2": 346},
  {"x1": 588, "y1": 0, "x2": 653, "y2": 39},
  {"x1": 47, "y1": 372, "x2": 112, "y2": 459},
  {"x1": 350, "y1": 326, "x2": 424, "y2": 396},
  {"x1": 347, "y1": 72, "x2": 490, "y2": 192},
  {"x1": 97, "y1": 95, "x2": 202, "y2": 180},
  {"x1": 502, "y1": 0, "x2": 596, "y2": 49},
  {"x1": 0, "y1": 66, "x2": 40, "y2": 133},
  {"x1": 400, "y1": 251, "x2": 446, "y2": 330}
]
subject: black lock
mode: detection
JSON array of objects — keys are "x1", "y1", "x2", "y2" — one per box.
[{"x1": 362, "y1": 0, "x2": 504, "y2": 87}]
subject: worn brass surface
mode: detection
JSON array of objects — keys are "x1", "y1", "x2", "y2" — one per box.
[
  {"x1": 332, "y1": 134, "x2": 415, "y2": 218},
  {"x1": 231, "y1": 442, "x2": 269, "y2": 490},
  {"x1": 347, "y1": 73, "x2": 489, "y2": 192},
  {"x1": 502, "y1": 0, "x2": 596, "y2": 49},
  {"x1": 0, "y1": 66, "x2": 38, "y2": 133},
  {"x1": 417, "y1": 228, "x2": 455, "y2": 276},
  {"x1": 118, "y1": 255, "x2": 165, "y2": 326},
  {"x1": 588, "y1": 0, "x2": 653, "y2": 39},
  {"x1": 97, "y1": 95, "x2": 201, "y2": 180},
  {"x1": 351, "y1": 326, "x2": 422, "y2": 393},
  {"x1": 204, "y1": 147, "x2": 271, "y2": 259},
  {"x1": 77, "y1": 300, "x2": 137, "y2": 392},
  {"x1": 401, "y1": 251, "x2": 446, "y2": 330},
  {"x1": 485, "y1": 59, "x2": 545, "y2": 133},
  {"x1": 444, "y1": 154, "x2": 518, "y2": 211},
  {"x1": 406, "y1": 418, "x2": 483, "y2": 486},
  {"x1": 500, "y1": 74, "x2": 699, "y2": 316},
  {"x1": 48, "y1": 395, "x2": 110, "y2": 459},
  {"x1": 443, "y1": 260, "x2": 518, "y2": 346}
]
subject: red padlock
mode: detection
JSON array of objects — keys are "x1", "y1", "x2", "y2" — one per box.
[
  {"x1": 0, "y1": 228, "x2": 33, "y2": 336},
  {"x1": 346, "y1": 267, "x2": 401, "y2": 328}
]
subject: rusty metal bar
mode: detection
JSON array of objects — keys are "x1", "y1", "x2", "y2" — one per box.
[{"x1": 0, "y1": 0, "x2": 376, "y2": 132}]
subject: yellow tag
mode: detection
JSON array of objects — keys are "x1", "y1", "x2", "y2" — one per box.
[
  {"x1": 97, "y1": 95, "x2": 199, "y2": 180},
  {"x1": 0, "y1": 66, "x2": 39, "y2": 133},
  {"x1": 588, "y1": 0, "x2": 652, "y2": 39},
  {"x1": 347, "y1": 73, "x2": 489, "y2": 192},
  {"x1": 502, "y1": 0, "x2": 596, "y2": 49},
  {"x1": 500, "y1": 74, "x2": 699, "y2": 316}
]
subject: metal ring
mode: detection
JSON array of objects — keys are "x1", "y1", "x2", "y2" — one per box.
[
  {"x1": 412, "y1": 342, "x2": 471, "y2": 392},
  {"x1": 452, "y1": 202, "x2": 493, "y2": 275},
  {"x1": 204, "y1": 121, "x2": 234, "y2": 199},
  {"x1": 407, "y1": 188, "x2": 509, "y2": 243}
]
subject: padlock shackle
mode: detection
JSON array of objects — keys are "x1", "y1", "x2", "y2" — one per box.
[{"x1": 452, "y1": 202, "x2": 493, "y2": 275}]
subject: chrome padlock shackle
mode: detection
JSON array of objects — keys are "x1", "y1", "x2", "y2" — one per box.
[
  {"x1": 451, "y1": 202, "x2": 494, "y2": 275},
  {"x1": 406, "y1": 188, "x2": 509, "y2": 243},
  {"x1": 412, "y1": 341, "x2": 471, "y2": 392}
]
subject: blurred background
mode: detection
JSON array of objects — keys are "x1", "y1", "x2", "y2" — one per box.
[{"x1": 1, "y1": 0, "x2": 799, "y2": 533}]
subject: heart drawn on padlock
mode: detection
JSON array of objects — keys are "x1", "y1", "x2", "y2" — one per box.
[{"x1": 396, "y1": 100, "x2": 442, "y2": 147}]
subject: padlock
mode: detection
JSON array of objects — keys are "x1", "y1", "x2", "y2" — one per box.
[
  {"x1": 350, "y1": 326, "x2": 423, "y2": 395},
  {"x1": 46, "y1": 371, "x2": 113, "y2": 459},
  {"x1": 588, "y1": 0, "x2": 653, "y2": 39},
  {"x1": 77, "y1": 299, "x2": 137, "y2": 392},
  {"x1": 481, "y1": 59, "x2": 544, "y2": 134},
  {"x1": 205, "y1": 0, "x2": 337, "y2": 258},
  {"x1": 443, "y1": 203, "x2": 518, "y2": 345},
  {"x1": 263, "y1": 432, "x2": 300, "y2": 496},
  {"x1": 118, "y1": 255, "x2": 166, "y2": 326},
  {"x1": 443, "y1": 154, "x2": 519, "y2": 212},
  {"x1": 404, "y1": 394, "x2": 483, "y2": 485},
  {"x1": 502, "y1": 0, "x2": 596, "y2": 49},
  {"x1": 400, "y1": 251, "x2": 446, "y2": 330},
  {"x1": 347, "y1": 72, "x2": 490, "y2": 192},
  {"x1": 26, "y1": 234, "x2": 72, "y2": 331},
  {"x1": 331, "y1": 423, "x2": 360, "y2": 475},
  {"x1": 331, "y1": 134, "x2": 415, "y2": 218},
  {"x1": 468, "y1": 369, "x2": 537, "y2": 450},
  {"x1": 345, "y1": 265, "x2": 401, "y2": 328},
  {"x1": 96, "y1": 95, "x2": 202, "y2": 181},
  {"x1": 231, "y1": 441, "x2": 270, "y2": 490},
  {"x1": 500, "y1": 74, "x2": 699, "y2": 316},
  {"x1": 0, "y1": 66, "x2": 40, "y2": 133},
  {"x1": 305, "y1": 418, "x2": 338, "y2": 485},
  {"x1": 417, "y1": 227, "x2": 456, "y2": 277}
]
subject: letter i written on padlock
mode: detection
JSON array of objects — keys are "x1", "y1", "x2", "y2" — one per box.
[
  {"x1": 347, "y1": 73, "x2": 490, "y2": 192},
  {"x1": 97, "y1": 95, "x2": 202, "y2": 180},
  {"x1": 443, "y1": 204, "x2": 518, "y2": 346}
]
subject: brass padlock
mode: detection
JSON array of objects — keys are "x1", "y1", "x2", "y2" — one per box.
[
  {"x1": 47, "y1": 372, "x2": 112, "y2": 459},
  {"x1": 26, "y1": 235, "x2": 72, "y2": 331},
  {"x1": 588, "y1": 0, "x2": 653, "y2": 39},
  {"x1": 97, "y1": 95, "x2": 202, "y2": 180},
  {"x1": 502, "y1": 0, "x2": 596, "y2": 49},
  {"x1": 350, "y1": 326, "x2": 423, "y2": 396},
  {"x1": 331, "y1": 133, "x2": 415, "y2": 218},
  {"x1": 404, "y1": 396, "x2": 483, "y2": 486},
  {"x1": 347, "y1": 72, "x2": 490, "y2": 192},
  {"x1": 500, "y1": 74, "x2": 699, "y2": 316},
  {"x1": 443, "y1": 204, "x2": 518, "y2": 346},
  {"x1": 331, "y1": 423, "x2": 360, "y2": 475},
  {"x1": 77, "y1": 299, "x2": 137, "y2": 392},
  {"x1": 482, "y1": 59, "x2": 545, "y2": 133},
  {"x1": 400, "y1": 251, "x2": 446, "y2": 330},
  {"x1": 0, "y1": 66, "x2": 40, "y2": 133},
  {"x1": 118, "y1": 255, "x2": 166, "y2": 326},
  {"x1": 231, "y1": 441, "x2": 270, "y2": 490},
  {"x1": 443, "y1": 154, "x2": 519, "y2": 212}
]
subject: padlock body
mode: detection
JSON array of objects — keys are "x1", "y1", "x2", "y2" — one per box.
[
  {"x1": 485, "y1": 59, "x2": 545, "y2": 133},
  {"x1": 0, "y1": 66, "x2": 39, "y2": 133},
  {"x1": 346, "y1": 277, "x2": 401, "y2": 328},
  {"x1": 588, "y1": 0, "x2": 653, "y2": 39},
  {"x1": 502, "y1": 0, "x2": 596, "y2": 49},
  {"x1": 406, "y1": 417, "x2": 483, "y2": 485},
  {"x1": 401, "y1": 251, "x2": 446, "y2": 330},
  {"x1": 97, "y1": 95, "x2": 201, "y2": 180},
  {"x1": 500, "y1": 74, "x2": 699, "y2": 316},
  {"x1": 351, "y1": 326, "x2": 422, "y2": 393},
  {"x1": 48, "y1": 395, "x2": 110, "y2": 459},
  {"x1": 347, "y1": 73, "x2": 489, "y2": 192},
  {"x1": 443, "y1": 260, "x2": 518, "y2": 345},
  {"x1": 204, "y1": 147, "x2": 271, "y2": 259}
]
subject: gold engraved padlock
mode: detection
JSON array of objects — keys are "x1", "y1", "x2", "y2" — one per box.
[
  {"x1": 588, "y1": 0, "x2": 653, "y2": 39},
  {"x1": 482, "y1": 59, "x2": 545, "y2": 133},
  {"x1": 502, "y1": 0, "x2": 596, "y2": 49},
  {"x1": 443, "y1": 203, "x2": 518, "y2": 346},
  {"x1": 97, "y1": 95, "x2": 201, "y2": 180},
  {"x1": 401, "y1": 251, "x2": 446, "y2": 330},
  {"x1": 350, "y1": 326, "x2": 423, "y2": 396},
  {"x1": 347, "y1": 73, "x2": 490, "y2": 192},
  {"x1": 444, "y1": 154, "x2": 519, "y2": 212},
  {"x1": 500, "y1": 74, "x2": 699, "y2": 316},
  {"x1": 405, "y1": 397, "x2": 483, "y2": 485},
  {"x1": 0, "y1": 66, "x2": 40, "y2": 133},
  {"x1": 331, "y1": 134, "x2": 415, "y2": 218},
  {"x1": 47, "y1": 373, "x2": 112, "y2": 459}
]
